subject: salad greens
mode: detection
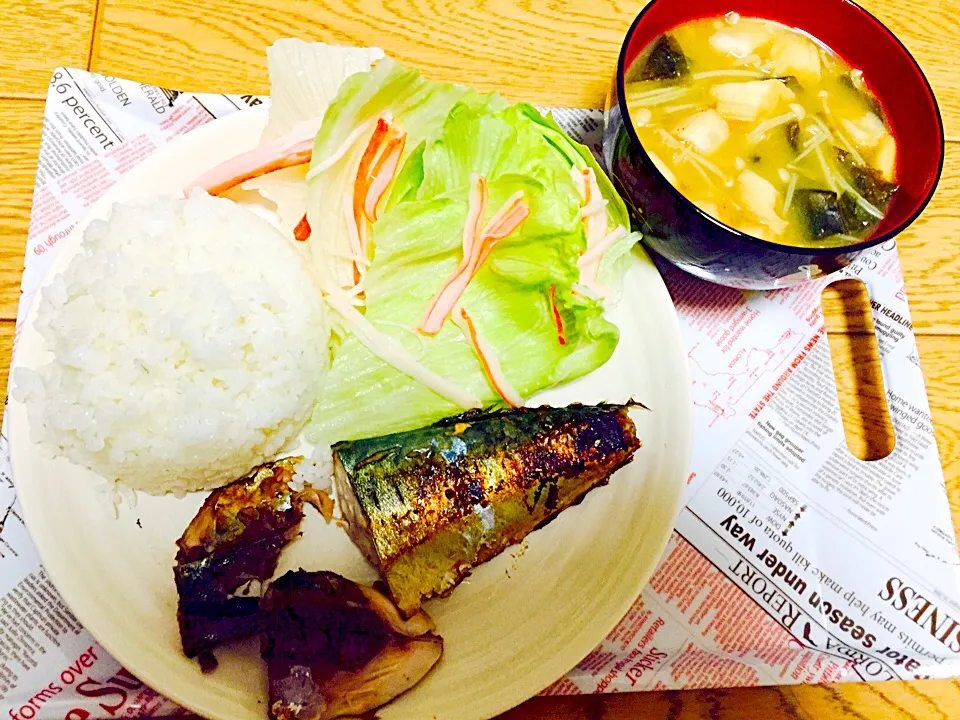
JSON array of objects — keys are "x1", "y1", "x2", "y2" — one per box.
[
  {"x1": 194, "y1": 42, "x2": 642, "y2": 442},
  {"x1": 298, "y1": 58, "x2": 641, "y2": 441},
  {"x1": 305, "y1": 59, "x2": 470, "y2": 290}
]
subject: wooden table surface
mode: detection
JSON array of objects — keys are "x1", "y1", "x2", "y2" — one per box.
[{"x1": 3, "y1": 0, "x2": 960, "y2": 718}]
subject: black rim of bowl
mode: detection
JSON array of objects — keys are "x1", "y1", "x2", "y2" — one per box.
[{"x1": 615, "y1": 0, "x2": 947, "y2": 257}]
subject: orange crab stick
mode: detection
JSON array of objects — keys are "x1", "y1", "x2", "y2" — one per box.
[
  {"x1": 294, "y1": 214, "x2": 311, "y2": 242},
  {"x1": 418, "y1": 176, "x2": 488, "y2": 329},
  {"x1": 419, "y1": 183, "x2": 529, "y2": 335},
  {"x1": 575, "y1": 167, "x2": 609, "y2": 293},
  {"x1": 577, "y1": 225, "x2": 628, "y2": 292},
  {"x1": 186, "y1": 131, "x2": 315, "y2": 197},
  {"x1": 548, "y1": 284, "x2": 566, "y2": 346},
  {"x1": 364, "y1": 134, "x2": 407, "y2": 222},
  {"x1": 472, "y1": 192, "x2": 529, "y2": 268},
  {"x1": 350, "y1": 118, "x2": 408, "y2": 285},
  {"x1": 452, "y1": 306, "x2": 524, "y2": 408}
]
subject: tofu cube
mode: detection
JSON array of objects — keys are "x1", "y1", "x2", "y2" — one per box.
[
  {"x1": 632, "y1": 107, "x2": 653, "y2": 127},
  {"x1": 694, "y1": 200, "x2": 720, "y2": 219},
  {"x1": 842, "y1": 112, "x2": 887, "y2": 150},
  {"x1": 738, "y1": 222, "x2": 774, "y2": 241},
  {"x1": 737, "y1": 170, "x2": 787, "y2": 234},
  {"x1": 768, "y1": 33, "x2": 822, "y2": 87},
  {"x1": 675, "y1": 110, "x2": 730, "y2": 155},
  {"x1": 711, "y1": 80, "x2": 795, "y2": 122},
  {"x1": 709, "y1": 24, "x2": 773, "y2": 58},
  {"x1": 874, "y1": 133, "x2": 897, "y2": 181}
]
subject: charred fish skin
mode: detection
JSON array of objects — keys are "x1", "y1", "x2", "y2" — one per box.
[
  {"x1": 333, "y1": 403, "x2": 642, "y2": 616},
  {"x1": 174, "y1": 457, "x2": 317, "y2": 661},
  {"x1": 260, "y1": 570, "x2": 443, "y2": 720}
]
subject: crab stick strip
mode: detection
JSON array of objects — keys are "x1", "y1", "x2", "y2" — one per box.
[
  {"x1": 452, "y1": 306, "x2": 524, "y2": 408},
  {"x1": 472, "y1": 192, "x2": 529, "y2": 268},
  {"x1": 579, "y1": 168, "x2": 607, "y2": 248},
  {"x1": 353, "y1": 121, "x2": 394, "y2": 215},
  {"x1": 305, "y1": 119, "x2": 377, "y2": 181},
  {"x1": 426, "y1": 185, "x2": 521, "y2": 316},
  {"x1": 577, "y1": 226, "x2": 629, "y2": 271},
  {"x1": 580, "y1": 200, "x2": 608, "y2": 219},
  {"x1": 187, "y1": 117, "x2": 381, "y2": 198},
  {"x1": 419, "y1": 187, "x2": 529, "y2": 335},
  {"x1": 352, "y1": 120, "x2": 393, "y2": 258},
  {"x1": 364, "y1": 133, "x2": 407, "y2": 221},
  {"x1": 418, "y1": 176, "x2": 488, "y2": 329},
  {"x1": 575, "y1": 167, "x2": 613, "y2": 295},
  {"x1": 186, "y1": 131, "x2": 315, "y2": 197},
  {"x1": 294, "y1": 213, "x2": 311, "y2": 242},
  {"x1": 348, "y1": 118, "x2": 408, "y2": 287},
  {"x1": 577, "y1": 226, "x2": 628, "y2": 298},
  {"x1": 548, "y1": 284, "x2": 566, "y2": 346}
]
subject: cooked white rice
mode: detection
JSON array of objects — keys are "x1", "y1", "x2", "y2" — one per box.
[
  {"x1": 13, "y1": 192, "x2": 329, "y2": 495},
  {"x1": 291, "y1": 443, "x2": 333, "y2": 493}
]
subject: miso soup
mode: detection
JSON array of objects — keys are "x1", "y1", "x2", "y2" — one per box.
[{"x1": 625, "y1": 13, "x2": 898, "y2": 248}]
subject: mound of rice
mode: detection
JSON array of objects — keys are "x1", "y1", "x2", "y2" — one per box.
[{"x1": 13, "y1": 192, "x2": 329, "y2": 495}]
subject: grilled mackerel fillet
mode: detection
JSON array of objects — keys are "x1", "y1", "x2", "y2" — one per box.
[{"x1": 333, "y1": 403, "x2": 641, "y2": 616}]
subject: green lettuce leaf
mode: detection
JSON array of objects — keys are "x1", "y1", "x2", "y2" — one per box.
[
  {"x1": 305, "y1": 65, "x2": 636, "y2": 442},
  {"x1": 518, "y1": 107, "x2": 642, "y2": 298}
]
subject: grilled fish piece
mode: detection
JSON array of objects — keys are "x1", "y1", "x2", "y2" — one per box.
[
  {"x1": 260, "y1": 570, "x2": 443, "y2": 720},
  {"x1": 174, "y1": 457, "x2": 329, "y2": 666},
  {"x1": 333, "y1": 403, "x2": 641, "y2": 616}
]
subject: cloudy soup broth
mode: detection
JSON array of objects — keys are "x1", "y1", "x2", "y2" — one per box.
[{"x1": 625, "y1": 12, "x2": 898, "y2": 248}]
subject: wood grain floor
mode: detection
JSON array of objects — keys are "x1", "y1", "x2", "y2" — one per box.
[{"x1": 2, "y1": 1, "x2": 960, "y2": 718}]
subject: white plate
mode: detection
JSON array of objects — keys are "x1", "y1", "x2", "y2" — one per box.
[{"x1": 8, "y1": 106, "x2": 692, "y2": 720}]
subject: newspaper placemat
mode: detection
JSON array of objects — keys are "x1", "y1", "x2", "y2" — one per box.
[{"x1": 2, "y1": 66, "x2": 959, "y2": 719}]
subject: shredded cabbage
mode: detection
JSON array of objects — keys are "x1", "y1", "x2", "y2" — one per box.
[{"x1": 243, "y1": 40, "x2": 383, "y2": 235}]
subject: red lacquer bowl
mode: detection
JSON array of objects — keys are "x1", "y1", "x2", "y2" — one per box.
[{"x1": 603, "y1": 0, "x2": 944, "y2": 289}]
